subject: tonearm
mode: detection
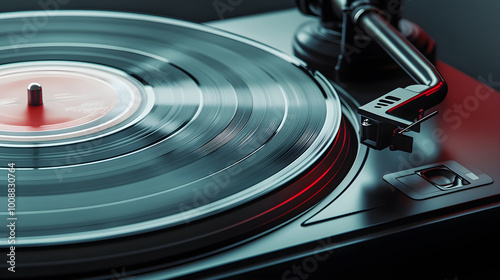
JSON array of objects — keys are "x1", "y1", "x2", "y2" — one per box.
[{"x1": 297, "y1": 0, "x2": 447, "y2": 153}]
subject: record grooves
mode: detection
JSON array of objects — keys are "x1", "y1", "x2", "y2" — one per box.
[
  {"x1": 0, "y1": 11, "x2": 358, "y2": 279},
  {"x1": 22, "y1": 116, "x2": 357, "y2": 279}
]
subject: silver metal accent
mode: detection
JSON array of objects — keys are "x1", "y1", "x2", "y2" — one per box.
[
  {"x1": 28, "y1": 82, "x2": 41, "y2": 91},
  {"x1": 362, "y1": 118, "x2": 371, "y2": 126},
  {"x1": 27, "y1": 82, "x2": 43, "y2": 106},
  {"x1": 352, "y1": 6, "x2": 386, "y2": 25}
]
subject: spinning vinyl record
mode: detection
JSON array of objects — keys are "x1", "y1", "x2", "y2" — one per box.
[{"x1": 0, "y1": 11, "x2": 358, "y2": 278}]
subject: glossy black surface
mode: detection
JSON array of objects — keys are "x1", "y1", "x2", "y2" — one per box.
[{"x1": 0, "y1": 2, "x2": 498, "y2": 279}]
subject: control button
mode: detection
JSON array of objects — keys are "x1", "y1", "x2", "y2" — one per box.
[
  {"x1": 384, "y1": 161, "x2": 493, "y2": 200},
  {"x1": 396, "y1": 174, "x2": 440, "y2": 195},
  {"x1": 419, "y1": 167, "x2": 469, "y2": 190}
]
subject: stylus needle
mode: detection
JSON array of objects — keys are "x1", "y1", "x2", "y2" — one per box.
[{"x1": 398, "y1": 110, "x2": 438, "y2": 134}]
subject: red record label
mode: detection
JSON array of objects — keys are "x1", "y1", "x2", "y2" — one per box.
[{"x1": 0, "y1": 72, "x2": 118, "y2": 132}]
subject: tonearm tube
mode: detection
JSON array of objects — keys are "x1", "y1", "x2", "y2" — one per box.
[{"x1": 297, "y1": 0, "x2": 447, "y2": 152}]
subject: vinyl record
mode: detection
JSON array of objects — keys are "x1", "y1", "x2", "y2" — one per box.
[{"x1": 0, "y1": 11, "x2": 357, "y2": 278}]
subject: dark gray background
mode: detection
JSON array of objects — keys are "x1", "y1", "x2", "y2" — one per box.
[
  {"x1": 404, "y1": 0, "x2": 500, "y2": 85},
  {"x1": 0, "y1": 0, "x2": 295, "y2": 21},
  {"x1": 1, "y1": 0, "x2": 499, "y2": 82}
]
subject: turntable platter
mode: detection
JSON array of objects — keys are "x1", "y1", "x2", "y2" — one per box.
[{"x1": 0, "y1": 11, "x2": 357, "y2": 278}]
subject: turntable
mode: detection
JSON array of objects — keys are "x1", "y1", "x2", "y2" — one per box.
[{"x1": 1, "y1": 1, "x2": 499, "y2": 279}]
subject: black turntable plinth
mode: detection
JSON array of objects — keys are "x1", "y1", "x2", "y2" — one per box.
[{"x1": 1, "y1": 1, "x2": 500, "y2": 279}]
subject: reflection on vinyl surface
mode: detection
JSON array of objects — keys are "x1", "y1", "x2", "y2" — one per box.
[{"x1": 0, "y1": 12, "x2": 345, "y2": 248}]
